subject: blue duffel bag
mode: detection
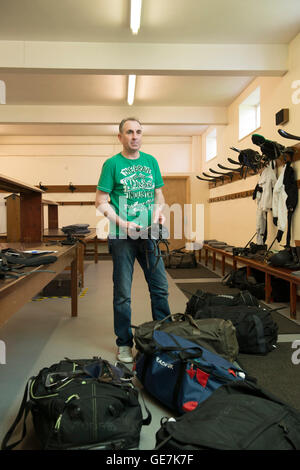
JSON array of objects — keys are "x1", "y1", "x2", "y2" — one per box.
[{"x1": 135, "y1": 330, "x2": 249, "y2": 415}]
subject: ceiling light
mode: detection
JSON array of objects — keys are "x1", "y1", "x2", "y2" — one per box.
[
  {"x1": 130, "y1": 0, "x2": 142, "y2": 35},
  {"x1": 127, "y1": 75, "x2": 136, "y2": 106}
]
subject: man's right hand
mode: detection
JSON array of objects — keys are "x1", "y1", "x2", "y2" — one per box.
[{"x1": 121, "y1": 221, "x2": 142, "y2": 238}]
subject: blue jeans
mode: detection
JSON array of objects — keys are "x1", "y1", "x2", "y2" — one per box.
[{"x1": 109, "y1": 237, "x2": 171, "y2": 347}]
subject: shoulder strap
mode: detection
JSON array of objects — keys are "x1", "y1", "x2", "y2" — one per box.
[
  {"x1": 139, "y1": 390, "x2": 152, "y2": 426},
  {"x1": 1, "y1": 378, "x2": 34, "y2": 450}
]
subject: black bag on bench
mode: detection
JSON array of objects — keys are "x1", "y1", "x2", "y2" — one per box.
[
  {"x1": 62, "y1": 224, "x2": 90, "y2": 235},
  {"x1": 0, "y1": 249, "x2": 57, "y2": 279},
  {"x1": 1, "y1": 357, "x2": 151, "y2": 450}
]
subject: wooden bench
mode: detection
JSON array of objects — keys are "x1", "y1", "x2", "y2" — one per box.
[
  {"x1": 43, "y1": 228, "x2": 98, "y2": 287},
  {"x1": 202, "y1": 243, "x2": 237, "y2": 275},
  {"x1": 201, "y1": 243, "x2": 300, "y2": 320},
  {"x1": 0, "y1": 173, "x2": 44, "y2": 242},
  {"x1": 0, "y1": 242, "x2": 78, "y2": 329}
]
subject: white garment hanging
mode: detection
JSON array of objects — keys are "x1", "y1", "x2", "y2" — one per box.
[
  {"x1": 272, "y1": 164, "x2": 288, "y2": 233},
  {"x1": 254, "y1": 162, "x2": 277, "y2": 244},
  {"x1": 256, "y1": 163, "x2": 277, "y2": 212}
]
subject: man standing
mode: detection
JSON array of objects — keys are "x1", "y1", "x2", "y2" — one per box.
[{"x1": 95, "y1": 118, "x2": 171, "y2": 363}]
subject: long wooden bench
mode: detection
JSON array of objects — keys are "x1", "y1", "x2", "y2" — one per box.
[
  {"x1": 201, "y1": 243, "x2": 300, "y2": 320},
  {"x1": 43, "y1": 228, "x2": 98, "y2": 287},
  {"x1": 0, "y1": 242, "x2": 78, "y2": 329},
  {"x1": 201, "y1": 244, "x2": 237, "y2": 275}
]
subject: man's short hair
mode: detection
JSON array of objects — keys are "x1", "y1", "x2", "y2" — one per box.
[{"x1": 119, "y1": 117, "x2": 142, "y2": 134}]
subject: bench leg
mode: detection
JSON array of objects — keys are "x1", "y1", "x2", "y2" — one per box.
[
  {"x1": 212, "y1": 252, "x2": 216, "y2": 271},
  {"x1": 290, "y1": 282, "x2": 297, "y2": 319},
  {"x1": 205, "y1": 248, "x2": 208, "y2": 266},
  {"x1": 94, "y1": 237, "x2": 98, "y2": 264},
  {"x1": 265, "y1": 273, "x2": 272, "y2": 303},
  {"x1": 221, "y1": 254, "x2": 225, "y2": 276},
  {"x1": 71, "y1": 248, "x2": 78, "y2": 317}
]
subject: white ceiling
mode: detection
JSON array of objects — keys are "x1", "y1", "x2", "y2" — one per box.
[
  {"x1": 0, "y1": 0, "x2": 299, "y2": 44},
  {"x1": 0, "y1": 0, "x2": 299, "y2": 137}
]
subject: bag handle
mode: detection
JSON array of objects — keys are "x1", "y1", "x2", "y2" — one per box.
[
  {"x1": 154, "y1": 312, "x2": 204, "y2": 335},
  {"x1": 1, "y1": 378, "x2": 34, "y2": 450},
  {"x1": 132, "y1": 313, "x2": 185, "y2": 331},
  {"x1": 152, "y1": 332, "x2": 203, "y2": 359},
  {"x1": 153, "y1": 313, "x2": 185, "y2": 330},
  {"x1": 139, "y1": 390, "x2": 152, "y2": 426}
]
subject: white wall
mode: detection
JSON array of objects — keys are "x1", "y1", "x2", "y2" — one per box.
[
  {"x1": 199, "y1": 32, "x2": 300, "y2": 248},
  {"x1": 0, "y1": 136, "x2": 195, "y2": 233}
]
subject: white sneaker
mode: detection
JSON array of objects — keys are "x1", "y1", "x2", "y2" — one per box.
[{"x1": 117, "y1": 346, "x2": 133, "y2": 363}]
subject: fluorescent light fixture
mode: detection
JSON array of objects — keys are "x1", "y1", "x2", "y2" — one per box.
[
  {"x1": 127, "y1": 75, "x2": 136, "y2": 106},
  {"x1": 130, "y1": 0, "x2": 142, "y2": 34}
]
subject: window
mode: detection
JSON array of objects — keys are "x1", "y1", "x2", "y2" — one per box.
[
  {"x1": 205, "y1": 128, "x2": 217, "y2": 161},
  {"x1": 239, "y1": 87, "x2": 260, "y2": 140}
]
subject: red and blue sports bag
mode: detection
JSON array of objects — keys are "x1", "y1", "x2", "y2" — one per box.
[{"x1": 135, "y1": 330, "x2": 249, "y2": 414}]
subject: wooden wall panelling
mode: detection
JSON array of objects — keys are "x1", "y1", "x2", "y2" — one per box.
[
  {"x1": 43, "y1": 200, "x2": 59, "y2": 230},
  {"x1": 5, "y1": 194, "x2": 21, "y2": 242},
  {"x1": 33, "y1": 185, "x2": 97, "y2": 193},
  {"x1": 20, "y1": 192, "x2": 43, "y2": 242},
  {"x1": 0, "y1": 173, "x2": 44, "y2": 243}
]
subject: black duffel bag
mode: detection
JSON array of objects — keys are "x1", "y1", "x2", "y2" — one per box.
[
  {"x1": 164, "y1": 248, "x2": 197, "y2": 269},
  {"x1": 191, "y1": 304, "x2": 278, "y2": 355},
  {"x1": 185, "y1": 288, "x2": 259, "y2": 317},
  {"x1": 155, "y1": 380, "x2": 300, "y2": 450},
  {"x1": 222, "y1": 267, "x2": 265, "y2": 299},
  {"x1": 1, "y1": 357, "x2": 151, "y2": 451}
]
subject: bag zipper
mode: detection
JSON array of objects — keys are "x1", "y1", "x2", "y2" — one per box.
[
  {"x1": 189, "y1": 360, "x2": 242, "y2": 382},
  {"x1": 54, "y1": 394, "x2": 80, "y2": 433}
]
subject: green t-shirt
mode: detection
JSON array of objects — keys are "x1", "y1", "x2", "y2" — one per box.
[{"x1": 97, "y1": 151, "x2": 164, "y2": 236}]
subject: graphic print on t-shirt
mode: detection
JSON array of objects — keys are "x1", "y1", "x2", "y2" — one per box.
[
  {"x1": 120, "y1": 165, "x2": 154, "y2": 195},
  {"x1": 120, "y1": 164, "x2": 155, "y2": 225}
]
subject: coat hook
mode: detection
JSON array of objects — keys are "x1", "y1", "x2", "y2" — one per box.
[
  {"x1": 69, "y1": 182, "x2": 77, "y2": 193},
  {"x1": 39, "y1": 182, "x2": 48, "y2": 191}
]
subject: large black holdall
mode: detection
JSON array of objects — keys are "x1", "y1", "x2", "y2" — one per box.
[
  {"x1": 1, "y1": 357, "x2": 151, "y2": 450},
  {"x1": 191, "y1": 304, "x2": 278, "y2": 355},
  {"x1": 222, "y1": 267, "x2": 265, "y2": 299},
  {"x1": 185, "y1": 288, "x2": 259, "y2": 316},
  {"x1": 133, "y1": 313, "x2": 239, "y2": 363},
  {"x1": 155, "y1": 380, "x2": 300, "y2": 450},
  {"x1": 164, "y1": 248, "x2": 197, "y2": 269}
]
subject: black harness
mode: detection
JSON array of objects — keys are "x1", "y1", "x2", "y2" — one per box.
[
  {"x1": 137, "y1": 223, "x2": 170, "y2": 272},
  {"x1": 0, "y1": 249, "x2": 57, "y2": 280}
]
